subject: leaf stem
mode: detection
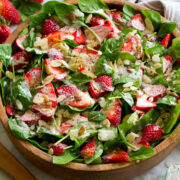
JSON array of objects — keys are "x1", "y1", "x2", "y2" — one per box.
[{"x1": 55, "y1": 134, "x2": 70, "y2": 145}]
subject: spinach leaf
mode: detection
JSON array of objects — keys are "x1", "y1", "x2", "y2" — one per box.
[
  {"x1": 70, "y1": 72, "x2": 92, "y2": 84},
  {"x1": 0, "y1": 44, "x2": 12, "y2": 69},
  {"x1": 19, "y1": 0, "x2": 42, "y2": 21},
  {"x1": 152, "y1": 74, "x2": 168, "y2": 86},
  {"x1": 113, "y1": 75, "x2": 135, "y2": 85},
  {"x1": 62, "y1": 39, "x2": 78, "y2": 49},
  {"x1": 0, "y1": 76, "x2": 10, "y2": 105},
  {"x1": 85, "y1": 142, "x2": 103, "y2": 164},
  {"x1": 100, "y1": 37, "x2": 123, "y2": 62},
  {"x1": 10, "y1": 78, "x2": 32, "y2": 111},
  {"x1": 163, "y1": 103, "x2": 180, "y2": 134},
  {"x1": 26, "y1": 47, "x2": 46, "y2": 55},
  {"x1": 42, "y1": 1, "x2": 61, "y2": 15},
  {"x1": 18, "y1": 28, "x2": 28, "y2": 38},
  {"x1": 129, "y1": 146, "x2": 155, "y2": 161},
  {"x1": 60, "y1": 104, "x2": 91, "y2": 112},
  {"x1": 22, "y1": 32, "x2": 36, "y2": 48},
  {"x1": 122, "y1": 4, "x2": 138, "y2": 22},
  {"x1": 145, "y1": 45, "x2": 165, "y2": 57},
  {"x1": 95, "y1": 56, "x2": 114, "y2": 77},
  {"x1": 87, "y1": 111, "x2": 107, "y2": 122},
  {"x1": 118, "y1": 51, "x2": 136, "y2": 61},
  {"x1": 131, "y1": 109, "x2": 160, "y2": 133},
  {"x1": 167, "y1": 38, "x2": 180, "y2": 60},
  {"x1": 103, "y1": 138, "x2": 122, "y2": 152},
  {"x1": 8, "y1": 118, "x2": 31, "y2": 140},
  {"x1": 28, "y1": 139, "x2": 48, "y2": 151},
  {"x1": 118, "y1": 112, "x2": 139, "y2": 149},
  {"x1": 156, "y1": 95, "x2": 177, "y2": 106},
  {"x1": 78, "y1": 0, "x2": 108, "y2": 14},
  {"x1": 168, "y1": 69, "x2": 180, "y2": 93},
  {"x1": 158, "y1": 21, "x2": 177, "y2": 38},
  {"x1": 121, "y1": 92, "x2": 134, "y2": 107},
  {"x1": 53, "y1": 150, "x2": 79, "y2": 165},
  {"x1": 55, "y1": 3, "x2": 78, "y2": 26},
  {"x1": 141, "y1": 9, "x2": 161, "y2": 30}
]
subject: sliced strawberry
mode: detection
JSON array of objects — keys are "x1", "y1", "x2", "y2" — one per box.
[
  {"x1": 45, "y1": 58, "x2": 68, "y2": 81},
  {"x1": 121, "y1": 34, "x2": 142, "y2": 58},
  {"x1": 19, "y1": 110, "x2": 41, "y2": 125},
  {"x1": 73, "y1": 47, "x2": 99, "y2": 55},
  {"x1": 90, "y1": 16, "x2": 105, "y2": 26},
  {"x1": 59, "y1": 122, "x2": 73, "y2": 134},
  {"x1": 16, "y1": 35, "x2": 27, "y2": 50},
  {"x1": 48, "y1": 143, "x2": 67, "y2": 156},
  {"x1": 177, "y1": 58, "x2": 180, "y2": 64},
  {"x1": 160, "y1": 33, "x2": 171, "y2": 47},
  {"x1": 138, "y1": 141, "x2": 150, "y2": 147},
  {"x1": 104, "y1": 20, "x2": 120, "y2": 38},
  {"x1": 47, "y1": 26, "x2": 85, "y2": 46},
  {"x1": 56, "y1": 86, "x2": 94, "y2": 108},
  {"x1": 141, "y1": 124, "x2": 163, "y2": 142},
  {"x1": 127, "y1": 13, "x2": 145, "y2": 32},
  {"x1": 102, "y1": 149, "x2": 130, "y2": 163},
  {"x1": 85, "y1": 25, "x2": 112, "y2": 48},
  {"x1": 162, "y1": 56, "x2": 173, "y2": 73},
  {"x1": 112, "y1": 11, "x2": 123, "y2": 24},
  {"x1": 80, "y1": 137, "x2": 95, "y2": 158},
  {"x1": 6, "y1": 104, "x2": 15, "y2": 116},
  {"x1": 11, "y1": 51, "x2": 30, "y2": 70},
  {"x1": 47, "y1": 48, "x2": 63, "y2": 60},
  {"x1": 136, "y1": 94, "x2": 157, "y2": 110},
  {"x1": 143, "y1": 84, "x2": 167, "y2": 100},
  {"x1": 24, "y1": 67, "x2": 42, "y2": 88},
  {"x1": 101, "y1": 99, "x2": 122, "y2": 127},
  {"x1": 32, "y1": 83, "x2": 57, "y2": 120},
  {"x1": 89, "y1": 75, "x2": 113, "y2": 98},
  {"x1": 42, "y1": 19, "x2": 60, "y2": 36}
]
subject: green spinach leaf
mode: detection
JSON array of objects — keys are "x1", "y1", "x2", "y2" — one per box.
[
  {"x1": 87, "y1": 111, "x2": 107, "y2": 122},
  {"x1": 123, "y1": 4, "x2": 138, "y2": 22},
  {"x1": 156, "y1": 95, "x2": 177, "y2": 106},
  {"x1": 70, "y1": 72, "x2": 92, "y2": 84},
  {"x1": 168, "y1": 69, "x2": 180, "y2": 93},
  {"x1": 22, "y1": 32, "x2": 36, "y2": 48}
]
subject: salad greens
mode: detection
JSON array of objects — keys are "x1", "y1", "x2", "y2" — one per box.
[{"x1": 1, "y1": 0, "x2": 179, "y2": 166}]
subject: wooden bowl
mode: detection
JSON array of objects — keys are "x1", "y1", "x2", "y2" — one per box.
[{"x1": 1, "y1": 0, "x2": 180, "y2": 180}]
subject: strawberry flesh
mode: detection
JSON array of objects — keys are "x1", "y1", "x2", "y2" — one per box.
[
  {"x1": 48, "y1": 143, "x2": 67, "y2": 156},
  {"x1": 160, "y1": 33, "x2": 171, "y2": 47},
  {"x1": 80, "y1": 137, "x2": 95, "y2": 158},
  {"x1": 6, "y1": 104, "x2": 15, "y2": 116},
  {"x1": 89, "y1": 75, "x2": 113, "y2": 98},
  {"x1": 42, "y1": 19, "x2": 60, "y2": 36},
  {"x1": 102, "y1": 149, "x2": 130, "y2": 163},
  {"x1": 141, "y1": 124, "x2": 163, "y2": 142},
  {"x1": 24, "y1": 67, "x2": 42, "y2": 88},
  {"x1": 101, "y1": 99, "x2": 122, "y2": 127},
  {"x1": 162, "y1": 56, "x2": 173, "y2": 73},
  {"x1": 16, "y1": 35, "x2": 27, "y2": 50},
  {"x1": 0, "y1": 25, "x2": 10, "y2": 43},
  {"x1": 90, "y1": 16, "x2": 105, "y2": 26},
  {"x1": 127, "y1": 13, "x2": 145, "y2": 31},
  {"x1": 112, "y1": 11, "x2": 123, "y2": 23},
  {"x1": 59, "y1": 122, "x2": 73, "y2": 134}
]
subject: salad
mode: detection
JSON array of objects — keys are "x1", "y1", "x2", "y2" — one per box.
[{"x1": 0, "y1": 0, "x2": 180, "y2": 165}]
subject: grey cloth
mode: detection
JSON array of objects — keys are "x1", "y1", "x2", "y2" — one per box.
[{"x1": 126, "y1": 0, "x2": 180, "y2": 29}]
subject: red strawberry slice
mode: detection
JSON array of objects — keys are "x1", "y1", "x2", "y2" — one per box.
[
  {"x1": 59, "y1": 122, "x2": 73, "y2": 134},
  {"x1": 48, "y1": 143, "x2": 67, "y2": 156},
  {"x1": 0, "y1": 0, "x2": 21, "y2": 24},
  {"x1": 19, "y1": 110, "x2": 41, "y2": 125},
  {"x1": 56, "y1": 86, "x2": 93, "y2": 108},
  {"x1": 112, "y1": 11, "x2": 123, "y2": 24},
  {"x1": 24, "y1": 67, "x2": 42, "y2": 88},
  {"x1": 121, "y1": 38, "x2": 133, "y2": 52},
  {"x1": 101, "y1": 99, "x2": 122, "y2": 127},
  {"x1": 141, "y1": 124, "x2": 163, "y2": 142},
  {"x1": 90, "y1": 16, "x2": 105, "y2": 26},
  {"x1": 32, "y1": 0, "x2": 43, "y2": 3},
  {"x1": 47, "y1": 48, "x2": 63, "y2": 60},
  {"x1": 32, "y1": 83, "x2": 57, "y2": 120},
  {"x1": 138, "y1": 141, "x2": 150, "y2": 147},
  {"x1": 85, "y1": 25, "x2": 112, "y2": 48},
  {"x1": 102, "y1": 149, "x2": 130, "y2": 163},
  {"x1": 73, "y1": 47, "x2": 99, "y2": 55},
  {"x1": 127, "y1": 13, "x2": 145, "y2": 32},
  {"x1": 143, "y1": 84, "x2": 167, "y2": 100},
  {"x1": 136, "y1": 94, "x2": 157, "y2": 110},
  {"x1": 16, "y1": 35, "x2": 27, "y2": 50},
  {"x1": 42, "y1": 19, "x2": 60, "y2": 36},
  {"x1": 160, "y1": 33, "x2": 171, "y2": 47},
  {"x1": 89, "y1": 75, "x2": 113, "y2": 98},
  {"x1": 162, "y1": 56, "x2": 173, "y2": 73},
  {"x1": 6, "y1": 104, "x2": 15, "y2": 116},
  {"x1": 80, "y1": 137, "x2": 95, "y2": 158},
  {"x1": 45, "y1": 58, "x2": 68, "y2": 81},
  {"x1": 47, "y1": 26, "x2": 85, "y2": 46},
  {"x1": 11, "y1": 51, "x2": 30, "y2": 70},
  {"x1": 0, "y1": 25, "x2": 10, "y2": 44}
]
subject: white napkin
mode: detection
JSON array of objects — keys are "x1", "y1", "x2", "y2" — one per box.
[{"x1": 126, "y1": 0, "x2": 180, "y2": 29}]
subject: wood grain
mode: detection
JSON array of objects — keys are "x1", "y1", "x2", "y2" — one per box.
[
  {"x1": 0, "y1": 143, "x2": 37, "y2": 180},
  {"x1": 1, "y1": 0, "x2": 180, "y2": 180}
]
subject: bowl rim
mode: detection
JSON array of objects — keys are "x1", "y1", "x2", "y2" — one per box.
[{"x1": 1, "y1": 0, "x2": 180, "y2": 172}]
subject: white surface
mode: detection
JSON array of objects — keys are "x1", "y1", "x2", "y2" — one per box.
[{"x1": 1, "y1": 0, "x2": 180, "y2": 179}]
